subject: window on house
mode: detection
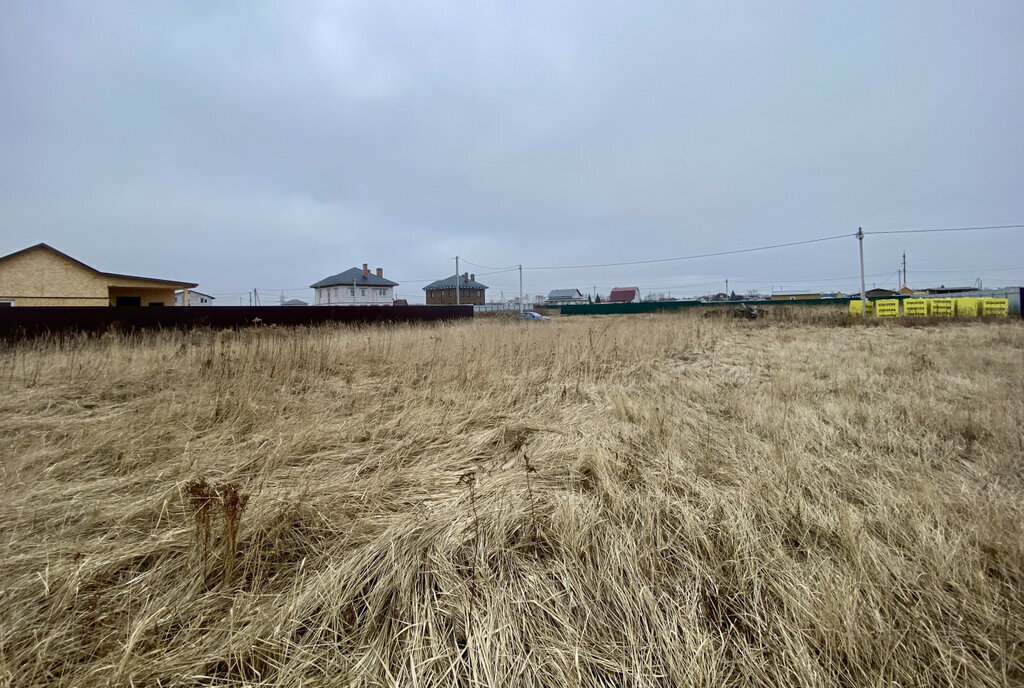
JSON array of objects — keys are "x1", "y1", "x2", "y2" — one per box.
[
  {"x1": 379, "y1": 289, "x2": 386, "y2": 296},
  {"x1": 349, "y1": 288, "x2": 354, "y2": 296},
  {"x1": 360, "y1": 289, "x2": 366, "y2": 296}
]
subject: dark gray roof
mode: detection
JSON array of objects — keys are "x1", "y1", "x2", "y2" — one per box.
[
  {"x1": 423, "y1": 274, "x2": 489, "y2": 291},
  {"x1": 310, "y1": 267, "x2": 398, "y2": 289},
  {"x1": 547, "y1": 289, "x2": 584, "y2": 299}
]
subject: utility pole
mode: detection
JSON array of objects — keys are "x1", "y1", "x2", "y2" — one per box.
[
  {"x1": 725, "y1": 278, "x2": 729, "y2": 296},
  {"x1": 901, "y1": 252, "x2": 907, "y2": 289},
  {"x1": 519, "y1": 265, "x2": 524, "y2": 313},
  {"x1": 857, "y1": 227, "x2": 867, "y2": 319},
  {"x1": 455, "y1": 256, "x2": 460, "y2": 305}
]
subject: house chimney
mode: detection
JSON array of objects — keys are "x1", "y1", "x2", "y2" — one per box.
[
  {"x1": 376, "y1": 267, "x2": 383, "y2": 278},
  {"x1": 470, "y1": 273, "x2": 474, "y2": 282},
  {"x1": 362, "y1": 263, "x2": 369, "y2": 279}
]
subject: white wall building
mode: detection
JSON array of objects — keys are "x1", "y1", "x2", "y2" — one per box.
[
  {"x1": 175, "y1": 290, "x2": 215, "y2": 306},
  {"x1": 311, "y1": 263, "x2": 398, "y2": 306}
]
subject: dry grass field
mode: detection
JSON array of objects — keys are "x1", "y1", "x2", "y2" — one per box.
[{"x1": 0, "y1": 312, "x2": 1022, "y2": 687}]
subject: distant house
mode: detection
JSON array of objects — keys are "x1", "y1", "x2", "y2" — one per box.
[
  {"x1": 546, "y1": 289, "x2": 586, "y2": 305},
  {"x1": 311, "y1": 264, "x2": 397, "y2": 306},
  {"x1": 176, "y1": 290, "x2": 214, "y2": 306},
  {"x1": 0, "y1": 243, "x2": 197, "y2": 307},
  {"x1": 849, "y1": 288, "x2": 898, "y2": 299},
  {"x1": 282, "y1": 298, "x2": 308, "y2": 306},
  {"x1": 424, "y1": 273, "x2": 488, "y2": 305},
  {"x1": 925, "y1": 285, "x2": 974, "y2": 295},
  {"x1": 608, "y1": 286, "x2": 640, "y2": 303},
  {"x1": 770, "y1": 290, "x2": 822, "y2": 301}
]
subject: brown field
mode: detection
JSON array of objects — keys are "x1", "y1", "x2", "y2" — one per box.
[{"x1": 1, "y1": 312, "x2": 1022, "y2": 687}]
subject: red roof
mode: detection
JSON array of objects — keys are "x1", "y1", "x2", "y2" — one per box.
[{"x1": 608, "y1": 287, "x2": 639, "y2": 303}]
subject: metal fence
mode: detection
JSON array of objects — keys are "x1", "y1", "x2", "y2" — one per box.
[
  {"x1": 559, "y1": 300, "x2": 704, "y2": 315},
  {"x1": 473, "y1": 304, "x2": 527, "y2": 312},
  {"x1": 0, "y1": 305, "x2": 473, "y2": 339}
]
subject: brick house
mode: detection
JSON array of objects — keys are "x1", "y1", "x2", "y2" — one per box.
[
  {"x1": 0, "y1": 243, "x2": 198, "y2": 307},
  {"x1": 424, "y1": 273, "x2": 488, "y2": 305}
]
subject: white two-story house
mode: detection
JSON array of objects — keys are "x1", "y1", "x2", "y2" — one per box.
[{"x1": 311, "y1": 263, "x2": 398, "y2": 306}]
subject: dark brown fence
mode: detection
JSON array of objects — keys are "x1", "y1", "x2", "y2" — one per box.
[{"x1": 0, "y1": 305, "x2": 472, "y2": 339}]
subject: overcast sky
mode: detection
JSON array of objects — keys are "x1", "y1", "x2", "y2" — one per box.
[{"x1": 1, "y1": 1, "x2": 1022, "y2": 303}]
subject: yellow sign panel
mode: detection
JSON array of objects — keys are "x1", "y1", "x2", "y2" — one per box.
[
  {"x1": 982, "y1": 299, "x2": 1009, "y2": 316},
  {"x1": 875, "y1": 299, "x2": 900, "y2": 317},
  {"x1": 930, "y1": 299, "x2": 954, "y2": 317},
  {"x1": 903, "y1": 299, "x2": 928, "y2": 316},
  {"x1": 849, "y1": 300, "x2": 875, "y2": 316},
  {"x1": 955, "y1": 297, "x2": 981, "y2": 317}
]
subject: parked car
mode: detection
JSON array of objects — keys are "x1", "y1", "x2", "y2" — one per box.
[{"x1": 514, "y1": 311, "x2": 551, "y2": 321}]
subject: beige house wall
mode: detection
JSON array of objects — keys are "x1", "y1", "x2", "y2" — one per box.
[
  {"x1": 0, "y1": 249, "x2": 108, "y2": 305},
  {"x1": 0, "y1": 246, "x2": 188, "y2": 306},
  {"x1": 107, "y1": 286, "x2": 177, "y2": 306}
]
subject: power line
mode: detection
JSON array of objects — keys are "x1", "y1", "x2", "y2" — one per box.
[
  {"x1": 460, "y1": 258, "x2": 519, "y2": 272},
  {"x1": 477, "y1": 223, "x2": 1023, "y2": 273},
  {"x1": 472, "y1": 266, "x2": 520, "y2": 277},
  {"x1": 864, "y1": 224, "x2": 1024, "y2": 236},
  {"x1": 522, "y1": 233, "x2": 854, "y2": 271},
  {"x1": 206, "y1": 222, "x2": 1024, "y2": 299},
  {"x1": 908, "y1": 265, "x2": 1024, "y2": 274}
]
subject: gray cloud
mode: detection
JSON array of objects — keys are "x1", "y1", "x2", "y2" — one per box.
[{"x1": 2, "y1": 1, "x2": 1022, "y2": 302}]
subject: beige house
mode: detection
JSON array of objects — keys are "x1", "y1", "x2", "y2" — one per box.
[{"x1": 0, "y1": 243, "x2": 198, "y2": 307}]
